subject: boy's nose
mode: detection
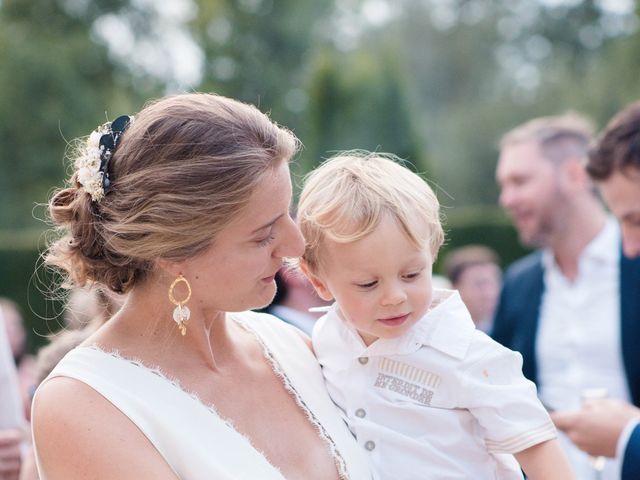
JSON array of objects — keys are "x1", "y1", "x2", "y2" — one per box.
[{"x1": 381, "y1": 283, "x2": 407, "y2": 306}]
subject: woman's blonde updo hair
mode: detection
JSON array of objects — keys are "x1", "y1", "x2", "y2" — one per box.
[{"x1": 47, "y1": 93, "x2": 299, "y2": 294}]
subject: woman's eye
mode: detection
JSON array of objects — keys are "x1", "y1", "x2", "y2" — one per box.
[{"x1": 257, "y1": 234, "x2": 275, "y2": 247}]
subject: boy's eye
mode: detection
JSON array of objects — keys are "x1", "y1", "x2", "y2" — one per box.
[
  {"x1": 356, "y1": 280, "x2": 378, "y2": 289},
  {"x1": 403, "y1": 271, "x2": 421, "y2": 280}
]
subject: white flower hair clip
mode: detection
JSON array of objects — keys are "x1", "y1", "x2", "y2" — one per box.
[{"x1": 75, "y1": 115, "x2": 134, "y2": 202}]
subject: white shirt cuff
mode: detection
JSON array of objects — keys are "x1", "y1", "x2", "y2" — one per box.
[{"x1": 616, "y1": 419, "x2": 640, "y2": 459}]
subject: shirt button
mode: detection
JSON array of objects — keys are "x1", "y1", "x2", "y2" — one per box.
[
  {"x1": 358, "y1": 357, "x2": 369, "y2": 365},
  {"x1": 364, "y1": 440, "x2": 376, "y2": 451},
  {"x1": 355, "y1": 408, "x2": 366, "y2": 418}
]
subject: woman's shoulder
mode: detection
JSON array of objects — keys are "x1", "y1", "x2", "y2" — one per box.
[
  {"x1": 32, "y1": 375, "x2": 177, "y2": 479},
  {"x1": 33, "y1": 374, "x2": 118, "y2": 444}
]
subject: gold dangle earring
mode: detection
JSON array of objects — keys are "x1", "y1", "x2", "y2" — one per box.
[{"x1": 168, "y1": 274, "x2": 191, "y2": 336}]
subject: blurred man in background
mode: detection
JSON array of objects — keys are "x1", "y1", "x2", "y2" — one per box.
[
  {"x1": 492, "y1": 113, "x2": 640, "y2": 479},
  {"x1": 552, "y1": 100, "x2": 640, "y2": 480}
]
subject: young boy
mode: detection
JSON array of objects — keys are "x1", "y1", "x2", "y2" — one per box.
[{"x1": 297, "y1": 152, "x2": 573, "y2": 479}]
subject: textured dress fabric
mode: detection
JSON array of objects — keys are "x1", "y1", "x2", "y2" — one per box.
[{"x1": 33, "y1": 311, "x2": 371, "y2": 480}]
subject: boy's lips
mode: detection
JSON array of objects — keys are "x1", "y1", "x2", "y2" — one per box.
[{"x1": 378, "y1": 314, "x2": 410, "y2": 326}]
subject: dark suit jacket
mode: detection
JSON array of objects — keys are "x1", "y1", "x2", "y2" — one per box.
[
  {"x1": 491, "y1": 249, "x2": 640, "y2": 407},
  {"x1": 491, "y1": 250, "x2": 640, "y2": 479},
  {"x1": 623, "y1": 425, "x2": 640, "y2": 480}
]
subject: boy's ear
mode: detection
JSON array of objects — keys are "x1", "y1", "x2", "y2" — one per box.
[{"x1": 299, "y1": 261, "x2": 334, "y2": 302}]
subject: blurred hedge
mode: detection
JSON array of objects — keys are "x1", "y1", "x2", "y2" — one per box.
[
  {"x1": 436, "y1": 205, "x2": 531, "y2": 272},
  {"x1": 0, "y1": 206, "x2": 530, "y2": 353}
]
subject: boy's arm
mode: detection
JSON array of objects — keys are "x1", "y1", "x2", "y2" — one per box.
[{"x1": 514, "y1": 439, "x2": 574, "y2": 480}]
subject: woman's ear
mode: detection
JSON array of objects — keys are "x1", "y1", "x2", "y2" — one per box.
[
  {"x1": 155, "y1": 258, "x2": 185, "y2": 281},
  {"x1": 299, "y1": 261, "x2": 334, "y2": 302}
]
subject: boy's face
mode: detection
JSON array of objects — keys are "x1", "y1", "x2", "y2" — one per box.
[{"x1": 305, "y1": 215, "x2": 434, "y2": 345}]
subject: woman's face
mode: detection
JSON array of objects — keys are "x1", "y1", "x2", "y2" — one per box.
[{"x1": 181, "y1": 161, "x2": 305, "y2": 314}]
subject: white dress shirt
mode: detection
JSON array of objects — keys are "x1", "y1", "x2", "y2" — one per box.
[
  {"x1": 313, "y1": 289, "x2": 556, "y2": 480},
  {"x1": 537, "y1": 217, "x2": 629, "y2": 480}
]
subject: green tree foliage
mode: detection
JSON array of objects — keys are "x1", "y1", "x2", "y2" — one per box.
[
  {"x1": 0, "y1": 0, "x2": 165, "y2": 340},
  {"x1": 390, "y1": 0, "x2": 640, "y2": 207},
  {"x1": 191, "y1": 0, "x2": 333, "y2": 131},
  {"x1": 0, "y1": 0, "x2": 159, "y2": 230},
  {"x1": 304, "y1": 47, "x2": 427, "y2": 175}
]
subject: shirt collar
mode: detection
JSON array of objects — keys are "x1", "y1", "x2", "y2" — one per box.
[
  {"x1": 323, "y1": 288, "x2": 476, "y2": 361},
  {"x1": 583, "y1": 216, "x2": 620, "y2": 263},
  {"x1": 412, "y1": 289, "x2": 476, "y2": 359}
]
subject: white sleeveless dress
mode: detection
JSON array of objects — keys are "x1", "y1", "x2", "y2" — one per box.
[{"x1": 34, "y1": 311, "x2": 371, "y2": 480}]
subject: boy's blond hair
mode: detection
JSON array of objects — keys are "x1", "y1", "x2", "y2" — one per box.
[{"x1": 297, "y1": 151, "x2": 444, "y2": 270}]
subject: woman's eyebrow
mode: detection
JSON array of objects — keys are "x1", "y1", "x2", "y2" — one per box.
[{"x1": 250, "y1": 213, "x2": 284, "y2": 234}]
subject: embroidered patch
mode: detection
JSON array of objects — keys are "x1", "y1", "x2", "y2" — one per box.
[
  {"x1": 379, "y1": 357, "x2": 441, "y2": 389},
  {"x1": 374, "y1": 373, "x2": 434, "y2": 405}
]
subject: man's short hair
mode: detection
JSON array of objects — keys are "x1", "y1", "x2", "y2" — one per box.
[
  {"x1": 500, "y1": 112, "x2": 595, "y2": 163},
  {"x1": 587, "y1": 101, "x2": 640, "y2": 180}
]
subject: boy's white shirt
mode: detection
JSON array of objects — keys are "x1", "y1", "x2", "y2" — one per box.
[{"x1": 312, "y1": 288, "x2": 556, "y2": 480}]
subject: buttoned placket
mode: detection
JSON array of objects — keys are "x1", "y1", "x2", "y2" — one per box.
[
  {"x1": 354, "y1": 356, "x2": 370, "y2": 424},
  {"x1": 347, "y1": 353, "x2": 380, "y2": 459}
]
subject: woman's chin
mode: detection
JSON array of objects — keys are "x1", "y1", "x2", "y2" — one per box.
[{"x1": 252, "y1": 282, "x2": 278, "y2": 310}]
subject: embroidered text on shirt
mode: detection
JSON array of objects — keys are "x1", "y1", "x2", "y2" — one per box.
[{"x1": 374, "y1": 373, "x2": 434, "y2": 405}]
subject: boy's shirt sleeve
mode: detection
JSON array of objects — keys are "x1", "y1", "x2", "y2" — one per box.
[{"x1": 458, "y1": 335, "x2": 557, "y2": 454}]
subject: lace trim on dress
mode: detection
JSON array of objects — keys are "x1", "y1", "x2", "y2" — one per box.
[
  {"x1": 82, "y1": 345, "x2": 286, "y2": 478},
  {"x1": 235, "y1": 316, "x2": 350, "y2": 480}
]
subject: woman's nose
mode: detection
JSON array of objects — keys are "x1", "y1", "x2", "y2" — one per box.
[{"x1": 275, "y1": 216, "x2": 305, "y2": 258}]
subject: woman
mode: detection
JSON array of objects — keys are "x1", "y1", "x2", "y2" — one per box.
[{"x1": 32, "y1": 93, "x2": 370, "y2": 479}]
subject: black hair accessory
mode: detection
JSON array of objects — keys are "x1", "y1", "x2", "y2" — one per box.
[{"x1": 98, "y1": 115, "x2": 133, "y2": 195}]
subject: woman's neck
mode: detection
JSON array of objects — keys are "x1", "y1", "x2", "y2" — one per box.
[{"x1": 90, "y1": 280, "x2": 237, "y2": 373}]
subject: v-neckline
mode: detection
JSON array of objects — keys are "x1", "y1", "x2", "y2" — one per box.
[{"x1": 84, "y1": 313, "x2": 348, "y2": 479}]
